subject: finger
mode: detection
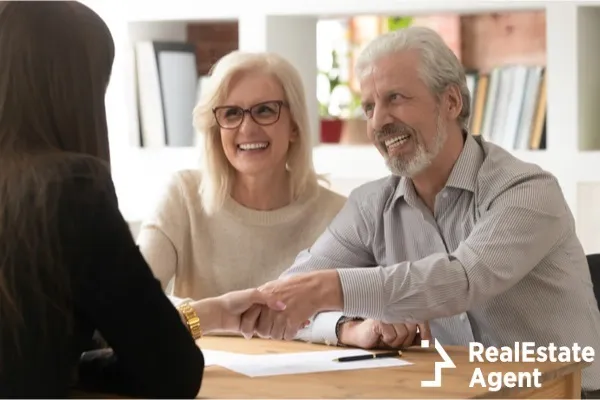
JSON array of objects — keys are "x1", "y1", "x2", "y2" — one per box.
[
  {"x1": 283, "y1": 320, "x2": 302, "y2": 341},
  {"x1": 258, "y1": 281, "x2": 275, "y2": 293},
  {"x1": 416, "y1": 322, "x2": 432, "y2": 344},
  {"x1": 270, "y1": 313, "x2": 287, "y2": 340},
  {"x1": 255, "y1": 308, "x2": 274, "y2": 338},
  {"x1": 401, "y1": 323, "x2": 418, "y2": 348},
  {"x1": 386, "y1": 323, "x2": 408, "y2": 348},
  {"x1": 239, "y1": 305, "x2": 262, "y2": 339},
  {"x1": 379, "y1": 323, "x2": 398, "y2": 348},
  {"x1": 369, "y1": 320, "x2": 385, "y2": 349},
  {"x1": 250, "y1": 289, "x2": 286, "y2": 311}
]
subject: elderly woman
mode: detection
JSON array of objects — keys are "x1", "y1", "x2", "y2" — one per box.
[{"x1": 137, "y1": 51, "x2": 346, "y2": 340}]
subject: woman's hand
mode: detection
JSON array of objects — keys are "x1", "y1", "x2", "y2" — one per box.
[
  {"x1": 191, "y1": 289, "x2": 286, "y2": 336},
  {"x1": 217, "y1": 288, "x2": 287, "y2": 333}
]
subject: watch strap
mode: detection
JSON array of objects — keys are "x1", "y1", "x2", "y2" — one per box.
[{"x1": 177, "y1": 302, "x2": 203, "y2": 340}]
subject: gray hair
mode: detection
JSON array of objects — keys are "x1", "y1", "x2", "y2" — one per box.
[{"x1": 355, "y1": 26, "x2": 470, "y2": 129}]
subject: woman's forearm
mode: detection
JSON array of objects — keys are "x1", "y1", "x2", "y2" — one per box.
[{"x1": 190, "y1": 298, "x2": 222, "y2": 333}]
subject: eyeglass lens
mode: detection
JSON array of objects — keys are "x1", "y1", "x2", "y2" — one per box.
[{"x1": 214, "y1": 101, "x2": 282, "y2": 129}]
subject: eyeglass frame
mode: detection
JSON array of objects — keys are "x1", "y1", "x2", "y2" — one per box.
[{"x1": 212, "y1": 100, "x2": 289, "y2": 130}]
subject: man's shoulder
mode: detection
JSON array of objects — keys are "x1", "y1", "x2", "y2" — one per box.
[
  {"x1": 347, "y1": 175, "x2": 398, "y2": 206},
  {"x1": 478, "y1": 141, "x2": 563, "y2": 203}
]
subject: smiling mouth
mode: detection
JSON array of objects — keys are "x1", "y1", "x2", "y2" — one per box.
[
  {"x1": 384, "y1": 134, "x2": 411, "y2": 151},
  {"x1": 237, "y1": 142, "x2": 270, "y2": 151}
]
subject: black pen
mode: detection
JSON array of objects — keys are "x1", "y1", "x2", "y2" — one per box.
[{"x1": 333, "y1": 350, "x2": 403, "y2": 362}]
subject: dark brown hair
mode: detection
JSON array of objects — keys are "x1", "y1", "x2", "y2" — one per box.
[{"x1": 0, "y1": 1, "x2": 115, "y2": 351}]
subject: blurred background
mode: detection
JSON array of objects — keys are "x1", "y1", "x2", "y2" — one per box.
[{"x1": 82, "y1": 0, "x2": 600, "y2": 254}]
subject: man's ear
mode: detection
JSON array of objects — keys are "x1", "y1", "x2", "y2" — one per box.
[{"x1": 443, "y1": 84, "x2": 463, "y2": 120}]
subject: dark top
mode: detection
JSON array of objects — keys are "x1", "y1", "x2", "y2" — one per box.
[{"x1": 0, "y1": 158, "x2": 204, "y2": 398}]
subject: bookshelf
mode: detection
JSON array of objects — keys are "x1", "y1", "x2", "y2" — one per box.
[{"x1": 86, "y1": 0, "x2": 600, "y2": 253}]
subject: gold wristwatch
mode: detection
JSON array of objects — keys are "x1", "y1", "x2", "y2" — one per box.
[{"x1": 177, "y1": 302, "x2": 203, "y2": 340}]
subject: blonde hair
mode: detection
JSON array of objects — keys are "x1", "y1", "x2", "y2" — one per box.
[{"x1": 193, "y1": 51, "x2": 321, "y2": 215}]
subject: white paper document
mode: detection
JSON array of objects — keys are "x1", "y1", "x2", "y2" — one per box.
[
  {"x1": 202, "y1": 349, "x2": 253, "y2": 367},
  {"x1": 202, "y1": 348, "x2": 412, "y2": 377}
]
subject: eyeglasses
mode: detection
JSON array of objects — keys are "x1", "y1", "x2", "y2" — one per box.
[{"x1": 212, "y1": 100, "x2": 287, "y2": 129}]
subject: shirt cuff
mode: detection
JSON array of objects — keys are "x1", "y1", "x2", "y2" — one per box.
[
  {"x1": 337, "y1": 267, "x2": 385, "y2": 320},
  {"x1": 295, "y1": 311, "x2": 343, "y2": 345}
]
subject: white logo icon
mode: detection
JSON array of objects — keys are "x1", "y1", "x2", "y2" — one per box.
[{"x1": 421, "y1": 339, "x2": 456, "y2": 387}]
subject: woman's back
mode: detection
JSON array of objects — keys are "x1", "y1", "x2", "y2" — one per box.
[
  {"x1": 0, "y1": 2, "x2": 205, "y2": 397},
  {"x1": 0, "y1": 155, "x2": 204, "y2": 397}
]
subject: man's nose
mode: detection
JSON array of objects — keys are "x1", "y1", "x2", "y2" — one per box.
[{"x1": 371, "y1": 104, "x2": 393, "y2": 132}]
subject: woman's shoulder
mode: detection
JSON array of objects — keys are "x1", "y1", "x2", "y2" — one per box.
[
  {"x1": 143, "y1": 169, "x2": 205, "y2": 226},
  {"x1": 26, "y1": 153, "x2": 114, "y2": 197},
  {"x1": 28, "y1": 153, "x2": 110, "y2": 177},
  {"x1": 167, "y1": 168, "x2": 202, "y2": 191},
  {"x1": 158, "y1": 169, "x2": 203, "y2": 206},
  {"x1": 313, "y1": 184, "x2": 347, "y2": 215},
  {"x1": 316, "y1": 184, "x2": 347, "y2": 203}
]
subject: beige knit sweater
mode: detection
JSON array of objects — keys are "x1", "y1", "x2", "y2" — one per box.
[{"x1": 137, "y1": 169, "x2": 346, "y2": 302}]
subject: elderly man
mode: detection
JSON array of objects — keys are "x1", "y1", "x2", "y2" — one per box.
[{"x1": 242, "y1": 26, "x2": 600, "y2": 396}]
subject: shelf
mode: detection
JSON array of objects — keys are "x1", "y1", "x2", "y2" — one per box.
[{"x1": 93, "y1": 0, "x2": 600, "y2": 253}]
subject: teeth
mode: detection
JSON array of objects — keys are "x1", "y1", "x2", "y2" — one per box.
[
  {"x1": 238, "y1": 142, "x2": 269, "y2": 151},
  {"x1": 385, "y1": 135, "x2": 410, "y2": 149}
]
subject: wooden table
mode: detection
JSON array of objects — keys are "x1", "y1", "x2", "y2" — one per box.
[{"x1": 196, "y1": 337, "x2": 590, "y2": 399}]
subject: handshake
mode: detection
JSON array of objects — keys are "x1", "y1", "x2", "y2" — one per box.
[{"x1": 195, "y1": 269, "x2": 430, "y2": 349}]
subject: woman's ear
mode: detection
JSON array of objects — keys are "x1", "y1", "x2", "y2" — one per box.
[{"x1": 290, "y1": 124, "x2": 299, "y2": 142}]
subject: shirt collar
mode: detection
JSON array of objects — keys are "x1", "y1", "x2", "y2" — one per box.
[{"x1": 392, "y1": 132, "x2": 484, "y2": 202}]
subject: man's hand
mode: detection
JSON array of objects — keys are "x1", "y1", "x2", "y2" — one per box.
[
  {"x1": 338, "y1": 319, "x2": 431, "y2": 349},
  {"x1": 191, "y1": 288, "x2": 286, "y2": 336},
  {"x1": 239, "y1": 270, "x2": 343, "y2": 340}
]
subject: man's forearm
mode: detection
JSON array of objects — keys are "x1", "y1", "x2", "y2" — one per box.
[{"x1": 337, "y1": 253, "x2": 469, "y2": 323}]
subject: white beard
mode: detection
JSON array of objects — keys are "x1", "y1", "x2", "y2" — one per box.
[{"x1": 386, "y1": 112, "x2": 447, "y2": 177}]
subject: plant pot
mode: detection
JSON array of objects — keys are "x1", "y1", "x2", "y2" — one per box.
[{"x1": 320, "y1": 119, "x2": 343, "y2": 143}]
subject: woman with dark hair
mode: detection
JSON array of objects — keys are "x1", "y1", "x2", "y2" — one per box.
[{"x1": 0, "y1": 1, "x2": 284, "y2": 398}]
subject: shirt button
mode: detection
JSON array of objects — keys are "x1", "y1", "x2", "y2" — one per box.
[
  {"x1": 325, "y1": 340, "x2": 331, "y2": 346},
  {"x1": 442, "y1": 191, "x2": 448, "y2": 199},
  {"x1": 460, "y1": 313, "x2": 467, "y2": 321}
]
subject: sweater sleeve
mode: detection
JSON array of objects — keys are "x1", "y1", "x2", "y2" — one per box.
[
  {"x1": 137, "y1": 173, "x2": 189, "y2": 291},
  {"x1": 60, "y1": 171, "x2": 204, "y2": 398},
  {"x1": 137, "y1": 227, "x2": 178, "y2": 290}
]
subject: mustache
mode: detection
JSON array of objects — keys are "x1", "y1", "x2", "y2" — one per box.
[{"x1": 374, "y1": 123, "x2": 414, "y2": 140}]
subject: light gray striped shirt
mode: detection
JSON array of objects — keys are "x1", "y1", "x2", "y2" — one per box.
[{"x1": 284, "y1": 133, "x2": 600, "y2": 391}]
